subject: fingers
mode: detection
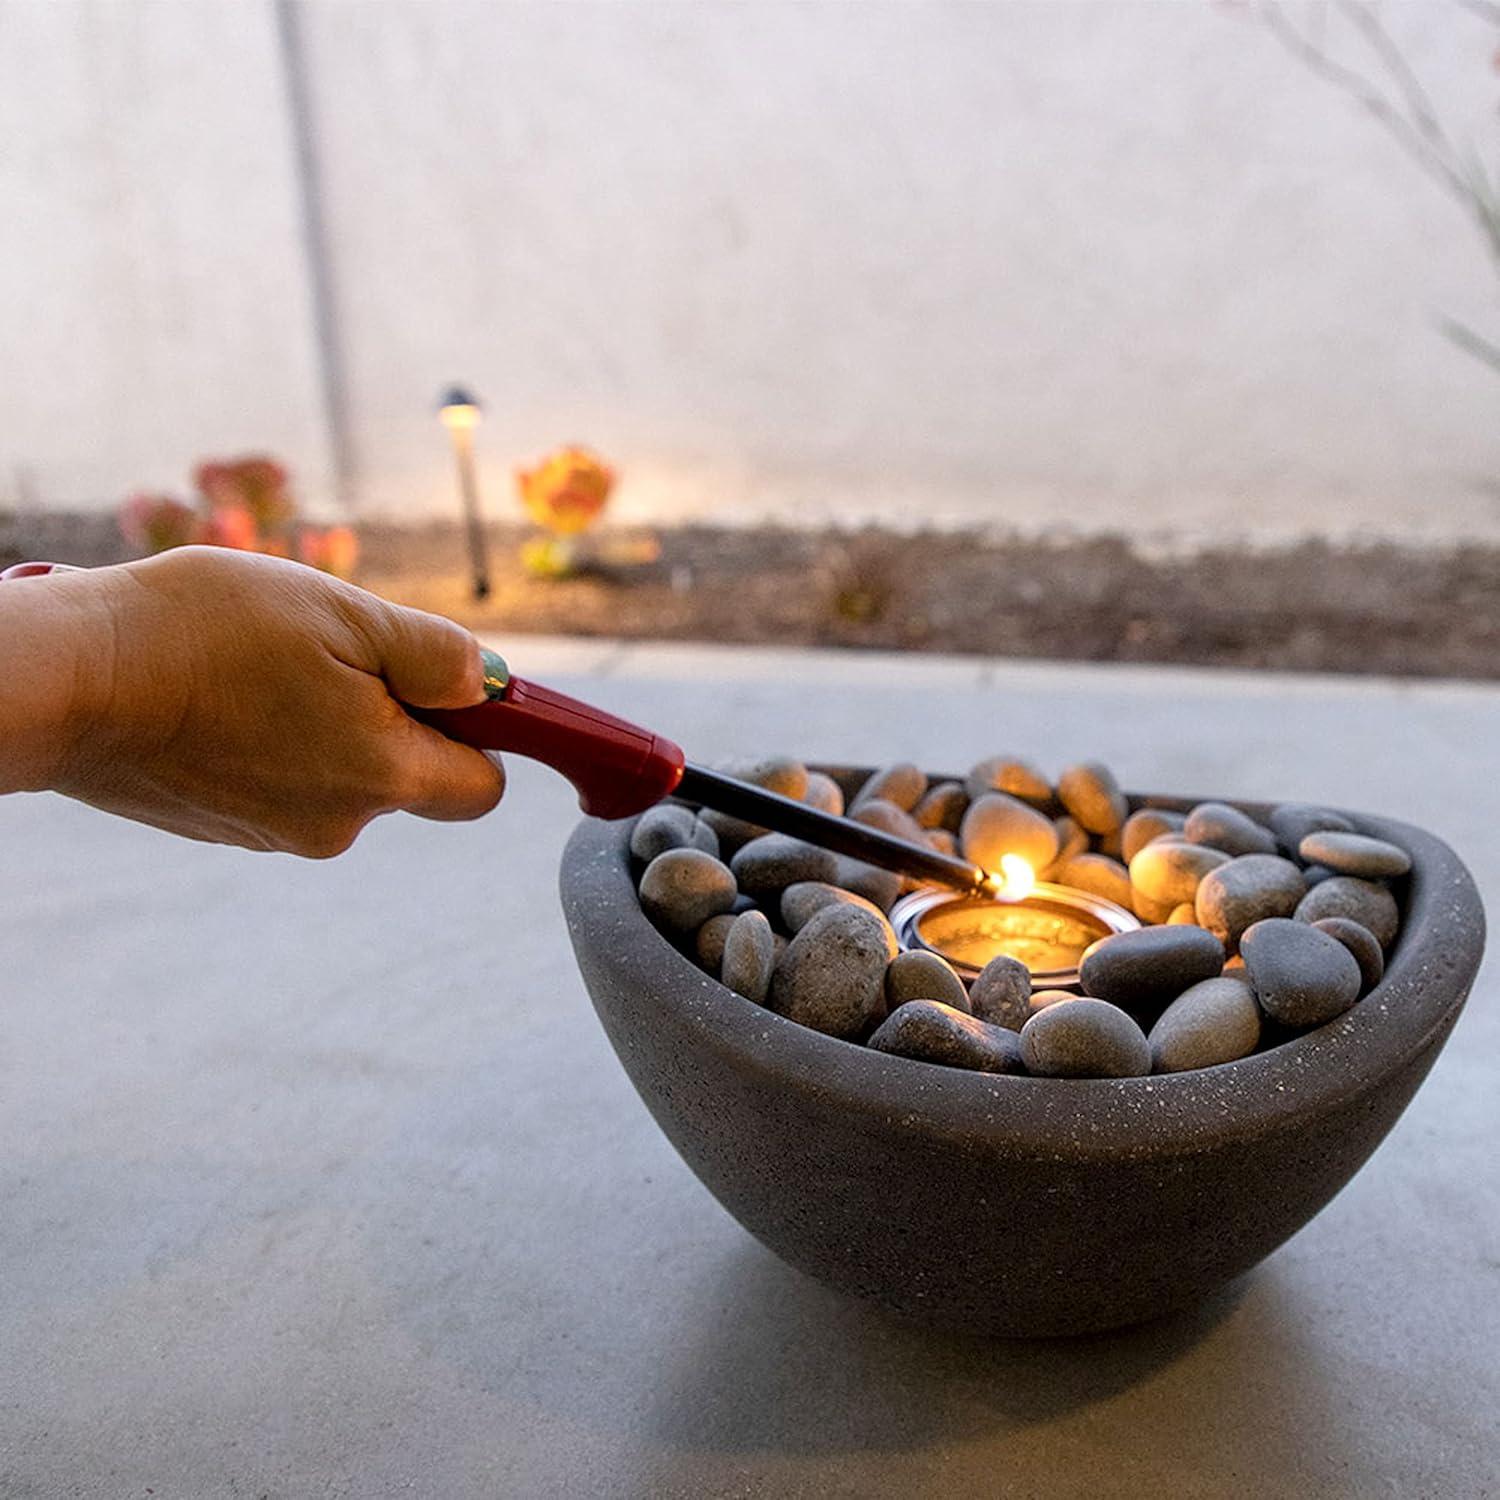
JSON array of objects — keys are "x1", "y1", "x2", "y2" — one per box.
[
  {"x1": 391, "y1": 720, "x2": 507, "y2": 822},
  {"x1": 362, "y1": 599, "x2": 488, "y2": 711}
]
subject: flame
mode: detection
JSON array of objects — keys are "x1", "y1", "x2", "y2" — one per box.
[{"x1": 993, "y1": 854, "x2": 1037, "y2": 902}]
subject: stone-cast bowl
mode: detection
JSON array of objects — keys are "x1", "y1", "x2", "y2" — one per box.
[{"x1": 560, "y1": 772, "x2": 1484, "y2": 1337}]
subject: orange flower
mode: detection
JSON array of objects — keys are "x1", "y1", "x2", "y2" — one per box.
[
  {"x1": 516, "y1": 447, "x2": 614, "y2": 536},
  {"x1": 297, "y1": 525, "x2": 359, "y2": 579},
  {"x1": 202, "y1": 504, "x2": 259, "y2": 551},
  {"x1": 118, "y1": 493, "x2": 203, "y2": 553},
  {"x1": 196, "y1": 455, "x2": 295, "y2": 533}
]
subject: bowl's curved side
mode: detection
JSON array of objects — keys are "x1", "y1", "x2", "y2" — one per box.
[{"x1": 560, "y1": 786, "x2": 1483, "y2": 1336}]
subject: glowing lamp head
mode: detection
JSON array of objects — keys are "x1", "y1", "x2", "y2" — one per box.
[{"x1": 438, "y1": 385, "x2": 482, "y2": 431}]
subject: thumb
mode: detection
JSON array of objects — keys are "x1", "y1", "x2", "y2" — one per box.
[
  {"x1": 363, "y1": 599, "x2": 487, "y2": 710},
  {"x1": 391, "y1": 718, "x2": 507, "y2": 823}
]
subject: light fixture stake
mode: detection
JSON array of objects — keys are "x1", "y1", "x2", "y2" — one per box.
[{"x1": 438, "y1": 385, "x2": 491, "y2": 601}]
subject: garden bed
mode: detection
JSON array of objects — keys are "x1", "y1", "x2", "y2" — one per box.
[{"x1": 8, "y1": 512, "x2": 1500, "y2": 678}]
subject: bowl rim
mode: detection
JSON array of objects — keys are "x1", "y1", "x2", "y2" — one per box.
[{"x1": 560, "y1": 774, "x2": 1485, "y2": 1162}]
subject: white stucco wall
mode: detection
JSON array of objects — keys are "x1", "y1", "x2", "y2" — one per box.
[
  {"x1": 0, "y1": 0, "x2": 332, "y2": 512},
  {"x1": 3, "y1": 1, "x2": 1498, "y2": 544}
]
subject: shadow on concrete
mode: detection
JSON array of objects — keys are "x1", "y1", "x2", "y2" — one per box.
[{"x1": 636, "y1": 1237, "x2": 1248, "y2": 1457}]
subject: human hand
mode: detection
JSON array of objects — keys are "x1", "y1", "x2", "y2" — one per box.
[{"x1": 14, "y1": 547, "x2": 504, "y2": 855}]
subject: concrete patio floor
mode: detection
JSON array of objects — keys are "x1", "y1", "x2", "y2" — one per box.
[{"x1": 0, "y1": 638, "x2": 1495, "y2": 1498}]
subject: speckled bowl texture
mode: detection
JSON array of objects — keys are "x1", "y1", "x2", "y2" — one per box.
[{"x1": 560, "y1": 769, "x2": 1484, "y2": 1337}]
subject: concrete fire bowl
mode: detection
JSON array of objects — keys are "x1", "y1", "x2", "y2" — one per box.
[{"x1": 560, "y1": 773, "x2": 1484, "y2": 1337}]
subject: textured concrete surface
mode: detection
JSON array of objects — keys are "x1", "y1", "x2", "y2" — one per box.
[{"x1": 0, "y1": 640, "x2": 1495, "y2": 1497}]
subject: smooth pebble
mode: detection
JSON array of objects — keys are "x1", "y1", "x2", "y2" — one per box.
[
  {"x1": 914, "y1": 781, "x2": 968, "y2": 831},
  {"x1": 1026, "y1": 988, "x2": 1079, "y2": 1019},
  {"x1": 730, "y1": 833, "x2": 838, "y2": 898},
  {"x1": 1053, "y1": 853, "x2": 1133, "y2": 909},
  {"x1": 960, "y1": 793, "x2": 1060, "y2": 872},
  {"x1": 781, "y1": 881, "x2": 898, "y2": 957},
  {"x1": 1122, "y1": 808, "x2": 1187, "y2": 863},
  {"x1": 1298, "y1": 831, "x2": 1411, "y2": 879},
  {"x1": 1057, "y1": 762, "x2": 1128, "y2": 835},
  {"x1": 695, "y1": 913, "x2": 737, "y2": 971},
  {"x1": 1194, "y1": 854, "x2": 1307, "y2": 952},
  {"x1": 736, "y1": 756, "x2": 809, "y2": 799},
  {"x1": 638, "y1": 848, "x2": 738, "y2": 934},
  {"x1": 868, "y1": 1001, "x2": 1026, "y2": 1074},
  {"x1": 1048, "y1": 815, "x2": 1090, "y2": 872},
  {"x1": 1132, "y1": 889, "x2": 1179, "y2": 925},
  {"x1": 1312, "y1": 916, "x2": 1385, "y2": 993},
  {"x1": 698, "y1": 807, "x2": 765, "y2": 854},
  {"x1": 1241, "y1": 917, "x2": 1362, "y2": 1027},
  {"x1": 630, "y1": 804, "x2": 708, "y2": 863},
  {"x1": 768, "y1": 904, "x2": 892, "y2": 1039},
  {"x1": 851, "y1": 798, "x2": 928, "y2": 845},
  {"x1": 1129, "y1": 838, "x2": 1231, "y2": 908},
  {"x1": 1079, "y1": 925, "x2": 1226, "y2": 1017},
  {"x1": 885, "y1": 950, "x2": 970, "y2": 1013},
  {"x1": 854, "y1": 763, "x2": 927, "y2": 812},
  {"x1": 1183, "y1": 802, "x2": 1277, "y2": 857},
  {"x1": 965, "y1": 756, "x2": 1052, "y2": 806},
  {"x1": 1148, "y1": 977, "x2": 1262, "y2": 1073},
  {"x1": 1294, "y1": 877, "x2": 1400, "y2": 948},
  {"x1": 833, "y1": 856, "x2": 904, "y2": 912},
  {"x1": 1020, "y1": 999, "x2": 1151, "y2": 1078},
  {"x1": 968, "y1": 954, "x2": 1033, "y2": 1030},
  {"x1": 802, "y1": 771, "x2": 846, "y2": 816},
  {"x1": 721, "y1": 910, "x2": 776, "y2": 1004},
  {"x1": 1269, "y1": 803, "x2": 1354, "y2": 857}
]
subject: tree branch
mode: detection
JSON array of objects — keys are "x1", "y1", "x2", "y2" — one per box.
[
  {"x1": 1454, "y1": 0, "x2": 1500, "y2": 28},
  {"x1": 1439, "y1": 316, "x2": 1500, "y2": 373},
  {"x1": 1254, "y1": 1, "x2": 1500, "y2": 381},
  {"x1": 1336, "y1": 0, "x2": 1452, "y2": 152},
  {"x1": 1257, "y1": 2, "x2": 1473, "y2": 204}
]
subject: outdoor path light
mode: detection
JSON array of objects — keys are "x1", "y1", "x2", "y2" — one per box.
[{"x1": 437, "y1": 385, "x2": 490, "y2": 601}]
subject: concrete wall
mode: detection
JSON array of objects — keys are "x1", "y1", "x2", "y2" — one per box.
[{"x1": 2, "y1": 0, "x2": 1497, "y2": 545}]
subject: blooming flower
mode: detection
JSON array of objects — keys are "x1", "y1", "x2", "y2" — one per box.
[
  {"x1": 196, "y1": 456, "x2": 295, "y2": 534},
  {"x1": 118, "y1": 494, "x2": 203, "y2": 553},
  {"x1": 297, "y1": 525, "x2": 359, "y2": 579},
  {"x1": 201, "y1": 503, "x2": 259, "y2": 551},
  {"x1": 118, "y1": 456, "x2": 356, "y2": 578},
  {"x1": 516, "y1": 447, "x2": 615, "y2": 536}
]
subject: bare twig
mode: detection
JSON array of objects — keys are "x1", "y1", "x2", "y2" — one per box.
[
  {"x1": 1439, "y1": 317, "x2": 1500, "y2": 373},
  {"x1": 1455, "y1": 146, "x2": 1500, "y2": 265},
  {"x1": 1337, "y1": 0, "x2": 1500, "y2": 258},
  {"x1": 1336, "y1": 0, "x2": 1450, "y2": 150},
  {"x1": 1453, "y1": 0, "x2": 1500, "y2": 28},
  {"x1": 1256, "y1": 0, "x2": 1500, "y2": 381},
  {"x1": 1257, "y1": 2, "x2": 1472, "y2": 203}
]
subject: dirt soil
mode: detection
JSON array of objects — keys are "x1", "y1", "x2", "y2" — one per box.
[{"x1": 7, "y1": 514, "x2": 1499, "y2": 678}]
